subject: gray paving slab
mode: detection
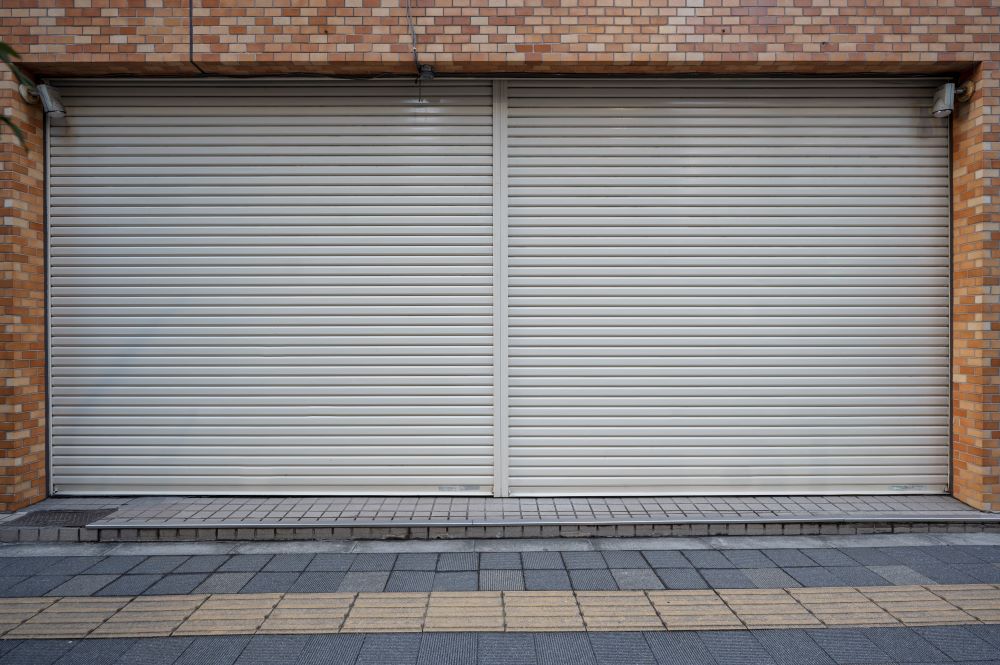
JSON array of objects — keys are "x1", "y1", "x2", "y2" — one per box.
[
  {"x1": 914, "y1": 625, "x2": 1000, "y2": 662},
  {"x1": 394, "y1": 553, "x2": 438, "y2": 571},
  {"x1": 174, "y1": 555, "x2": 230, "y2": 574},
  {"x1": 656, "y1": 568, "x2": 708, "y2": 589},
  {"x1": 590, "y1": 632, "x2": 657, "y2": 665},
  {"x1": 524, "y1": 568, "x2": 572, "y2": 591},
  {"x1": 83, "y1": 556, "x2": 146, "y2": 575},
  {"x1": 110, "y1": 543, "x2": 233, "y2": 556},
  {"x1": 129, "y1": 556, "x2": 189, "y2": 575},
  {"x1": 859, "y1": 627, "x2": 950, "y2": 664},
  {"x1": 306, "y1": 553, "x2": 355, "y2": 572},
  {"x1": 700, "y1": 568, "x2": 756, "y2": 589},
  {"x1": 642, "y1": 550, "x2": 692, "y2": 568},
  {"x1": 799, "y1": 549, "x2": 858, "y2": 567},
  {"x1": 262, "y1": 554, "x2": 314, "y2": 573},
  {"x1": 142, "y1": 573, "x2": 208, "y2": 596},
  {"x1": 357, "y1": 633, "x2": 421, "y2": 665},
  {"x1": 41, "y1": 557, "x2": 103, "y2": 576},
  {"x1": 879, "y1": 547, "x2": 944, "y2": 568},
  {"x1": 743, "y1": 568, "x2": 801, "y2": 589},
  {"x1": 521, "y1": 552, "x2": 564, "y2": 570},
  {"x1": 94, "y1": 574, "x2": 161, "y2": 596},
  {"x1": 611, "y1": 568, "x2": 664, "y2": 590},
  {"x1": 905, "y1": 563, "x2": 981, "y2": 585},
  {"x1": 0, "y1": 639, "x2": 75, "y2": 665},
  {"x1": 867, "y1": 566, "x2": 936, "y2": 585},
  {"x1": 762, "y1": 549, "x2": 817, "y2": 568},
  {"x1": 218, "y1": 555, "x2": 272, "y2": 573},
  {"x1": 386, "y1": 571, "x2": 436, "y2": 592},
  {"x1": 112, "y1": 637, "x2": 194, "y2": 665},
  {"x1": 193, "y1": 572, "x2": 254, "y2": 594},
  {"x1": 338, "y1": 571, "x2": 389, "y2": 592},
  {"x1": 831, "y1": 548, "x2": 900, "y2": 566},
  {"x1": 569, "y1": 568, "x2": 618, "y2": 590},
  {"x1": 806, "y1": 629, "x2": 893, "y2": 664},
  {"x1": 752, "y1": 629, "x2": 835, "y2": 665},
  {"x1": 240, "y1": 572, "x2": 300, "y2": 594},
  {"x1": 479, "y1": 553, "x2": 521, "y2": 570},
  {"x1": 683, "y1": 550, "x2": 733, "y2": 569},
  {"x1": 297, "y1": 634, "x2": 364, "y2": 665},
  {"x1": 722, "y1": 549, "x2": 773, "y2": 569},
  {"x1": 534, "y1": 632, "x2": 597, "y2": 665},
  {"x1": 234, "y1": 635, "x2": 309, "y2": 665},
  {"x1": 601, "y1": 551, "x2": 648, "y2": 568},
  {"x1": 644, "y1": 632, "x2": 718, "y2": 665},
  {"x1": 438, "y1": 553, "x2": 478, "y2": 572},
  {"x1": 478, "y1": 633, "x2": 536, "y2": 665},
  {"x1": 0, "y1": 557, "x2": 66, "y2": 577},
  {"x1": 235, "y1": 541, "x2": 353, "y2": 555},
  {"x1": 54, "y1": 639, "x2": 137, "y2": 665},
  {"x1": 0, "y1": 641, "x2": 22, "y2": 660},
  {"x1": 46, "y1": 574, "x2": 118, "y2": 596},
  {"x1": 432, "y1": 571, "x2": 478, "y2": 592},
  {"x1": 786, "y1": 567, "x2": 846, "y2": 587},
  {"x1": 1, "y1": 575, "x2": 72, "y2": 597},
  {"x1": 562, "y1": 552, "x2": 607, "y2": 569},
  {"x1": 480, "y1": 569, "x2": 525, "y2": 591},
  {"x1": 174, "y1": 636, "x2": 252, "y2": 665},
  {"x1": 349, "y1": 553, "x2": 396, "y2": 572},
  {"x1": 829, "y1": 567, "x2": 891, "y2": 587},
  {"x1": 0, "y1": 576, "x2": 26, "y2": 594},
  {"x1": 289, "y1": 571, "x2": 346, "y2": 593},
  {"x1": 699, "y1": 631, "x2": 777, "y2": 665},
  {"x1": 417, "y1": 632, "x2": 477, "y2": 665},
  {"x1": 950, "y1": 563, "x2": 1000, "y2": 583}
]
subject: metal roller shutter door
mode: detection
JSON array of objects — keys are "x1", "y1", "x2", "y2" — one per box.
[
  {"x1": 505, "y1": 78, "x2": 951, "y2": 496},
  {"x1": 48, "y1": 80, "x2": 496, "y2": 494}
]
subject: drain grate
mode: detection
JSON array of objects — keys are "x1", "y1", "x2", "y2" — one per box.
[{"x1": 4, "y1": 509, "x2": 116, "y2": 528}]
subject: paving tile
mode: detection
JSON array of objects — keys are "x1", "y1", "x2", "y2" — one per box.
[
  {"x1": 722, "y1": 550, "x2": 773, "y2": 569},
  {"x1": 173, "y1": 635, "x2": 253, "y2": 665},
  {"x1": 590, "y1": 632, "x2": 657, "y2": 665},
  {"x1": 219, "y1": 556, "x2": 273, "y2": 573},
  {"x1": 611, "y1": 568, "x2": 664, "y2": 590},
  {"x1": 478, "y1": 633, "x2": 536, "y2": 665},
  {"x1": 806, "y1": 629, "x2": 893, "y2": 664},
  {"x1": 699, "y1": 630, "x2": 776, "y2": 665},
  {"x1": 395, "y1": 554, "x2": 438, "y2": 571},
  {"x1": 828, "y1": 567, "x2": 890, "y2": 587},
  {"x1": 480, "y1": 569, "x2": 525, "y2": 591},
  {"x1": 742, "y1": 568, "x2": 800, "y2": 589},
  {"x1": 907, "y1": 563, "x2": 981, "y2": 585},
  {"x1": 141, "y1": 574, "x2": 208, "y2": 596},
  {"x1": 838, "y1": 548, "x2": 899, "y2": 566},
  {"x1": 683, "y1": 551, "x2": 733, "y2": 569},
  {"x1": 966, "y1": 624, "x2": 1000, "y2": 650},
  {"x1": 655, "y1": 568, "x2": 708, "y2": 590},
  {"x1": 129, "y1": 556, "x2": 189, "y2": 575},
  {"x1": 111, "y1": 636, "x2": 194, "y2": 665},
  {"x1": 878, "y1": 547, "x2": 942, "y2": 568},
  {"x1": 93, "y1": 575, "x2": 161, "y2": 597},
  {"x1": 193, "y1": 572, "x2": 254, "y2": 594},
  {"x1": 437, "y1": 553, "x2": 478, "y2": 572},
  {"x1": 524, "y1": 569, "x2": 572, "y2": 591},
  {"x1": 859, "y1": 627, "x2": 949, "y2": 663},
  {"x1": 700, "y1": 569, "x2": 755, "y2": 589},
  {"x1": 84, "y1": 557, "x2": 147, "y2": 575},
  {"x1": 786, "y1": 567, "x2": 844, "y2": 587},
  {"x1": 43, "y1": 558, "x2": 104, "y2": 576},
  {"x1": 0, "y1": 640, "x2": 23, "y2": 660},
  {"x1": 752, "y1": 628, "x2": 835, "y2": 665},
  {"x1": 505, "y1": 592, "x2": 584, "y2": 632},
  {"x1": 790, "y1": 588, "x2": 898, "y2": 627},
  {"x1": 914, "y1": 625, "x2": 1000, "y2": 661},
  {"x1": 0, "y1": 640, "x2": 77, "y2": 665},
  {"x1": 642, "y1": 551, "x2": 691, "y2": 568},
  {"x1": 762, "y1": 550, "x2": 816, "y2": 568},
  {"x1": 602, "y1": 551, "x2": 648, "y2": 568},
  {"x1": 417, "y1": 632, "x2": 477, "y2": 665},
  {"x1": 480, "y1": 553, "x2": 522, "y2": 570},
  {"x1": 45, "y1": 575, "x2": 118, "y2": 596},
  {"x1": 174, "y1": 556, "x2": 230, "y2": 575},
  {"x1": 534, "y1": 632, "x2": 596, "y2": 665},
  {"x1": 521, "y1": 552, "x2": 564, "y2": 570},
  {"x1": 921, "y1": 545, "x2": 987, "y2": 565},
  {"x1": 951, "y1": 563, "x2": 1000, "y2": 583},
  {"x1": 569, "y1": 569, "x2": 618, "y2": 591},
  {"x1": 578, "y1": 592, "x2": 663, "y2": 632},
  {"x1": 0, "y1": 557, "x2": 67, "y2": 577},
  {"x1": 356, "y1": 633, "x2": 421, "y2": 665},
  {"x1": 956, "y1": 546, "x2": 1000, "y2": 563},
  {"x1": 297, "y1": 634, "x2": 364, "y2": 665},
  {"x1": 432, "y1": 572, "x2": 478, "y2": 592},
  {"x1": 798, "y1": 549, "x2": 858, "y2": 567},
  {"x1": 177, "y1": 594, "x2": 278, "y2": 636},
  {"x1": 386, "y1": 571, "x2": 436, "y2": 593},
  {"x1": 350, "y1": 554, "x2": 397, "y2": 573},
  {"x1": 306, "y1": 554, "x2": 355, "y2": 572},
  {"x1": 345, "y1": 593, "x2": 428, "y2": 633},
  {"x1": 2, "y1": 576, "x2": 73, "y2": 597},
  {"x1": 233, "y1": 635, "x2": 309, "y2": 665},
  {"x1": 0, "y1": 576, "x2": 27, "y2": 595},
  {"x1": 338, "y1": 572, "x2": 389, "y2": 593},
  {"x1": 562, "y1": 552, "x2": 607, "y2": 570},
  {"x1": 867, "y1": 566, "x2": 936, "y2": 585},
  {"x1": 289, "y1": 572, "x2": 346, "y2": 594},
  {"x1": 52, "y1": 638, "x2": 136, "y2": 665},
  {"x1": 260, "y1": 554, "x2": 314, "y2": 573},
  {"x1": 258, "y1": 593, "x2": 352, "y2": 635},
  {"x1": 720, "y1": 589, "x2": 819, "y2": 630},
  {"x1": 240, "y1": 572, "x2": 300, "y2": 594},
  {"x1": 644, "y1": 632, "x2": 719, "y2": 665},
  {"x1": 426, "y1": 591, "x2": 502, "y2": 632}
]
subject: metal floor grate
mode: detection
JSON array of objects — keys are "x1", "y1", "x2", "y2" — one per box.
[{"x1": 5, "y1": 509, "x2": 116, "y2": 528}]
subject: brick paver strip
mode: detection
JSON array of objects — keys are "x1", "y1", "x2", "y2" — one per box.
[{"x1": 1, "y1": 584, "x2": 999, "y2": 638}]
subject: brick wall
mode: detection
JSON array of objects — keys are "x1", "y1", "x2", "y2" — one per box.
[{"x1": 1, "y1": 0, "x2": 998, "y2": 509}]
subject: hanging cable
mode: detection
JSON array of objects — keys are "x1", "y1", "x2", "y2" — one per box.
[{"x1": 404, "y1": 0, "x2": 434, "y2": 99}]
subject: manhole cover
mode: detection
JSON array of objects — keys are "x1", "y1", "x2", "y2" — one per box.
[{"x1": 4, "y1": 509, "x2": 116, "y2": 528}]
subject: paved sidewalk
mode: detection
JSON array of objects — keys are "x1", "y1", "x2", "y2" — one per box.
[{"x1": 5, "y1": 627, "x2": 1000, "y2": 665}]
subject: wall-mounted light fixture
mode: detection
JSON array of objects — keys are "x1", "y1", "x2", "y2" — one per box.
[
  {"x1": 931, "y1": 82, "x2": 974, "y2": 118},
  {"x1": 18, "y1": 81, "x2": 66, "y2": 120}
]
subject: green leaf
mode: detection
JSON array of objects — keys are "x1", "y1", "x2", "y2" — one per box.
[{"x1": 1, "y1": 116, "x2": 26, "y2": 148}]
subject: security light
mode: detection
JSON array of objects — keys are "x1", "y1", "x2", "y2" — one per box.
[
  {"x1": 36, "y1": 84, "x2": 65, "y2": 120},
  {"x1": 931, "y1": 83, "x2": 955, "y2": 118}
]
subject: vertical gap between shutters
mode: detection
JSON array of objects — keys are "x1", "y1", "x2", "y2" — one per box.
[{"x1": 492, "y1": 79, "x2": 511, "y2": 497}]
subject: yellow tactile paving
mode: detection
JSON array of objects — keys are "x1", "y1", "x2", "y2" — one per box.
[{"x1": 1, "y1": 584, "x2": 1000, "y2": 638}]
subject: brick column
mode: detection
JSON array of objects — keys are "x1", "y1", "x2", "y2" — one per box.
[
  {"x1": 0, "y1": 70, "x2": 46, "y2": 510},
  {"x1": 952, "y1": 62, "x2": 1000, "y2": 511}
]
